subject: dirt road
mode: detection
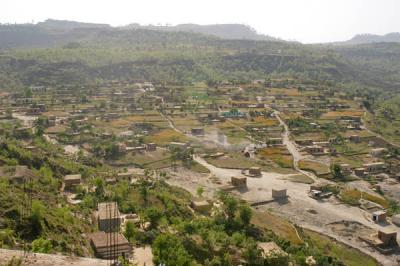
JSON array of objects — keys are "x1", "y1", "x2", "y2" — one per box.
[{"x1": 274, "y1": 111, "x2": 318, "y2": 181}]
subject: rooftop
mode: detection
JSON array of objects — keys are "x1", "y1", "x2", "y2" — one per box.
[
  {"x1": 88, "y1": 231, "x2": 129, "y2": 248},
  {"x1": 98, "y1": 202, "x2": 120, "y2": 220}
]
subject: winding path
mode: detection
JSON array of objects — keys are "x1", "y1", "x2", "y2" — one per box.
[{"x1": 274, "y1": 111, "x2": 318, "y2": 181}]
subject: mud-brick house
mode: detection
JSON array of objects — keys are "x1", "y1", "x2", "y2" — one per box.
[
  {"x1": 88, "y1": 231, "x2": 131, "y2": 260},
  {"x1": 267, "y1": 138, "x2": 283, "y2": 146},
  {"x1": 190, "y1": 200, "x2": 212, "y2": 213},
  {"x1": 231, "y1": 176, "x2": 247, "y2": 188},
  {"x1": 349, "y1": 135, "x2": 361, "y2": 143},
  {"x1": 97, "y1": 202, "x2": 121, "y2": 232},
  {"x1": 363, "y1": 162, "x2": 387, "y2": 174},
  {"x1": 146, "y1": 143, "x2": 157, "y2": 151},
  {"x1": 272, "y1": 189, "x2": 287, "y2": 199},
  {"x1": 304, "y1": 145, "x2": 324, "y2": 155},
  {"x1": 9, "y1": 165, "x2": 36, "y2": 183},
  {"x1": 64, "y1": 174, "x2": 82, "y2": 191},
  {"x1": 248, "y1": 167, "x2": 261, "y2": 176},
  {"x1": 191, "y1": 128, "x2": 205, "y2": 136},
  {"x1": 372, "y1": 210, "x2": 387, "y2": 223},
  {"x1": 370, "y1": 148, "x2": 387, "y2": 157}
]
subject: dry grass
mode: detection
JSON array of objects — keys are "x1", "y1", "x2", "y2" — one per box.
[
  {"x1": 286, "y1": 174, "x2": 315, "y2": 184},
  {"x1": 362, "y1": 192, "x2": 389, "y2": 209},
  {"x1": 252, "y1": 211, "x2": 303, "y2": 245},
  {"x1": 298, "y1": 160, "x2": 330, "y2": 176},
  {"x1": 252, "y1": 117, "x2": 279, "y2": 126},
  {"x1": 322, "y1": 110, "x2": 364, "y2": 119},
  {"x1": 303, "y1": 229, "x2": 378, "y2": 266},
  {"x1": 257, "y1": 147, "x2": 293, "y2": 168},
  {"x1": 340, "y1": 188, "x2": 362, "y2": 205},
  {"x1": 340, "y1": 188, "x2": 388, "y2": 208},
  {"x1": 110, "y1": 115, "x2": 165, "y2": 128},
  {"x1": 144, "y1": 129, "x2": 188, "y2": 145},
  {"x1": 270, "y1": 88, "x2": 302, "y2": 96}
]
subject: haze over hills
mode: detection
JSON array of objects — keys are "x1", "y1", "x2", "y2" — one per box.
[{"x1": 338, "y1": 32, "x2": 400, "y2": 45}]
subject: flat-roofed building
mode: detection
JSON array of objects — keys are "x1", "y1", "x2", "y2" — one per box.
[
  {"x1": 64, "y1": 174, "x2": 81, "y2": 190},
  {"x1": 304, "y1": 145, "x2": 324, "y2": 155},
  {"x1": 363, "y1": 162, "x2": 386, "y2": 174},
  {"x1": 88, "y1": 231, "x2": 131, "y2": 260},
  {"x1": 248, "y1": 167, "x2": 261, "y2": 176},
  {"x1": 372, "y1": 210, "x2": 387, "y2": 223},
  {"x1": 190, "y1": 200, "x2": 212, "y2": 213},
  {"x1": 191, "y1": 128, "x2": 204, "y2": 136},
  {"x1": 231, "y1": 176, "x2": 247, "y2": 188},
  {"x1": 10, "y1": 165, "x2": 36, "y2": 183},
  {"x1": 272, "y1": 189, "x2": 287, "y2": 199},
  {"x1": 97, "y1": 202, "x2": 121, "y2": 232}
]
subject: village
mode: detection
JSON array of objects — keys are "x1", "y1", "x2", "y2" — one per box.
[{"x1": 1, "y1": 78, "x2": 400, "y2": 265}]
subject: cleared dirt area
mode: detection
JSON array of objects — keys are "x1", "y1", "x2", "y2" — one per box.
[{"x1": 190, "y1": 155, "x2": 400, "y2": 265}]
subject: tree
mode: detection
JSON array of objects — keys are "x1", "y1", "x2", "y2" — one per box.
[
  {"x1": 144, "y1": 208, "x2": 163, "y2": 229},
  {"x1": 30, "y1": 200, "x2": 45, "y2": 236},
  {"x1": 238, "y1": 205, "x2": 252, "y2": 227},
  {"x1": 331, "y1": 163, "x2": 344, "y2": 180},
  {"x1": 152, "y1": 234, "x2": 193, "y2": 266},
  {"x1": 105, "y1": 143, "x2": 119, "y2": 159},
  {"x1": 242, "y1": 241, "x2": 263, "y2": 265},
  {"x1": 139, "y1": 180, "x2": 150, "y2": 205},
  {"x1": 5, "y1": 108, "x2": 12, "y2": 119},
  {"x1": 124, "y1": 221, "x2": 137, "y2": 243},
  {"x1": 94, "y1": 178, "x2": 105, "y2": 199}
]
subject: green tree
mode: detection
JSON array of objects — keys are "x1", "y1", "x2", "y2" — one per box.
[
  {"x1": 144, "y1": 208, "x2": 163, "y2": 229},
  {"x1": 238, "y1": 205, "x2": 252, "y2": 228},
  {"x1": 331, "y1": 164, "x2": 344, "y2": 180},
  {"x1": 152, "y1": 234, "x2": 193, "y2": 266},
  {"x1": 124, "y1": 221, "x2": 137, "y2": 243},
  {"x1": 30, "y1": 200, "x2": 45, "y2": 236}
]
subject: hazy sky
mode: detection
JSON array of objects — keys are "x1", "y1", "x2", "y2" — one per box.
[{"x1": 2, "y1": 0, "x2": 400, "y2": 43}]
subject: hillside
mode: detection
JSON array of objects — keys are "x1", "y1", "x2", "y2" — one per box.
[{"x1": 0, "y1": 20, "x2": 400, "y2": 92}]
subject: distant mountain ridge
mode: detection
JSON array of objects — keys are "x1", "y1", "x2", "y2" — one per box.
[
  {"x1": 343, "y1": 32, "x2": 400, "y2": 45},
  {"x1": 22, "y1": 19, "x2": 278, "y2": 41},
  {"x1": 122, "y1": 23, "x2": 278, "y2": 41},
  {"x1": 36, "y1": 19, "x2": 110, "y2": 30}
]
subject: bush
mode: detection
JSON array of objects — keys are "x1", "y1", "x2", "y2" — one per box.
[{"x1": 31, "y1": 237, "x2": 52, "y2": 253}]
